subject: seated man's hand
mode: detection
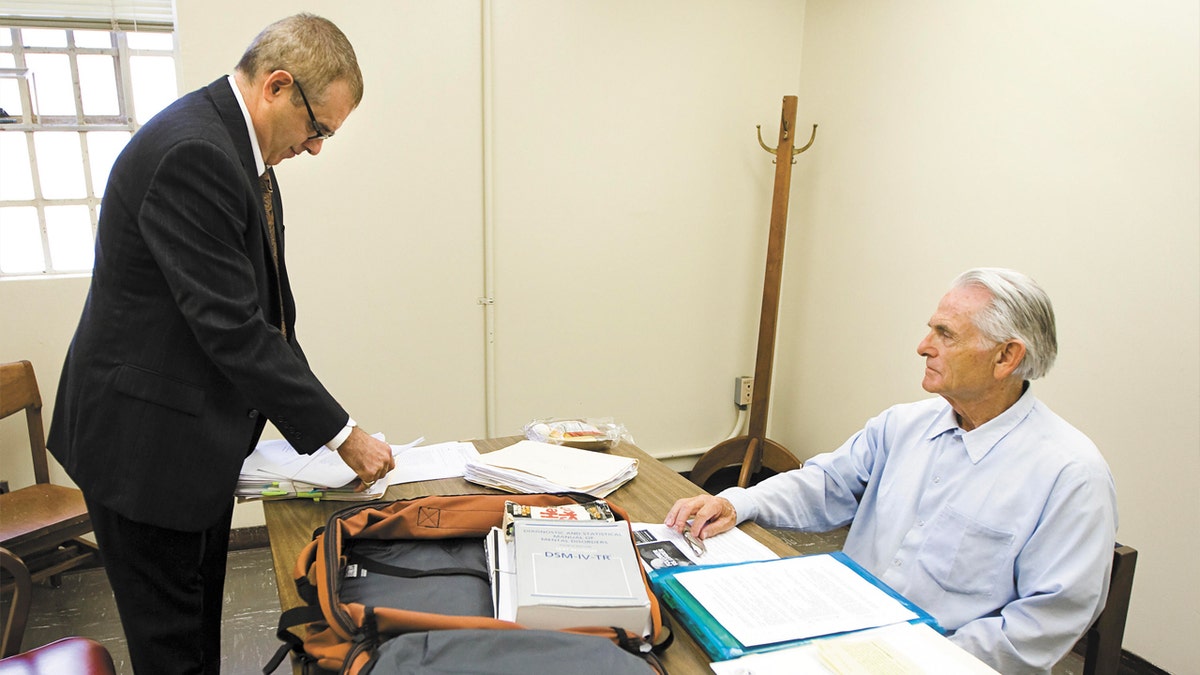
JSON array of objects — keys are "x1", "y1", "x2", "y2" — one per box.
[
  {"x1": 664, "y1": 495, "x2": 737, "y2": 540},
  {"x1": 336, "y1": 427, "x2": 396, "y2": 491}
]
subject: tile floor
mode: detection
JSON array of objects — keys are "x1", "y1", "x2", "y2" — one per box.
[
  {"x1": 6, "y1": 547, "x2": 283, "y2": 674},
  {"x1": 5, "y1": 545, "x2": 1091, "y2": 674}
]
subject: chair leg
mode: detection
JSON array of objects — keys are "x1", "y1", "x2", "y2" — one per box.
[{"x1": 0, "y1": 548, "x2": 32, "y2": 658}]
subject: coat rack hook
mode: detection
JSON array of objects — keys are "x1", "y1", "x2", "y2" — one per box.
[
  {"x1": 757, "y1": 123, "x2": 818, "y2": 161},
  {"x1": 755, "y1": 124, "x2": 776, "y2": 154},
  {"x1": 792, "y1": 124, "x2": 818, "y2": 155}
]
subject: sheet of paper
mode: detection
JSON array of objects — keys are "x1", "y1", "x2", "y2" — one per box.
[
  {"x1": 631, "y1": 523, "x2": 779, "y2": 570},
  {"x1": 242, "y1": 438, "x2": 305, "y2": 472},
  {"x1": 708, "y1": 623, "x2": 1000, "y2": 675},
  {"x1": 386, "y1": 441, "x2": 480, "y2": 485},
  {"x1": 676, "y1": 554, "x2": 918, "y2": 648},
  {"x1": 283, "y1": 448, "x2": 360, "y2": 488},
  {"x1": 485, "y1": 526, "x2": 516, "y2": 621}
]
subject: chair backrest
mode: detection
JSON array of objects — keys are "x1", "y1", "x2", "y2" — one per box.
[
  {"x1": 0, "y1": 360, "x2": 97, "y2": 594},
  {"x1": 0, "y1": 361, "x2": 50, "y2": 485},
  {"x1": 0, "y1": 636, "x2": 116, "y2": 675},
  {"x1": 1083, "y1": 544, "x2": 1138, "y2": 675},
  {"x1": 0, "y1": 547, "x2": 32, "y2": 658}
]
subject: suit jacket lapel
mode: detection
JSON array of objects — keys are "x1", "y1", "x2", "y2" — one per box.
[
  {"x1": 204, "y1": 78, "x2": 274, "y2": 253},
  {"x1": 205, "y1": 77, "x2": 291, "y2": 335},
  {"x1": 205, "y1": 78, "x2": 259, "y2": 187}
]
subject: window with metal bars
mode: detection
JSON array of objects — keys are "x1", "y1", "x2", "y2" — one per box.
[{"x1": 0, "y1": 25, "x2": 176, "y2": 278}]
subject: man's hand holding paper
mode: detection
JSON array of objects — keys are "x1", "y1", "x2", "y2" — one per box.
[
  {"x1": 664, "y1": 494, "x2": 738, "y2": 540},
  {"x1": 336, "y1": 427, "x2": 396, "y2": 490}
]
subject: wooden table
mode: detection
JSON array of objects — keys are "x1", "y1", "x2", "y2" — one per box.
[{"x1": 263, "y1": 437, "x2": 804, "y2": 675}]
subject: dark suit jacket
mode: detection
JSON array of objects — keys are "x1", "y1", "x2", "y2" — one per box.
[{"x1": 48, "y1": 78, "x2": 347, "y2": 532}]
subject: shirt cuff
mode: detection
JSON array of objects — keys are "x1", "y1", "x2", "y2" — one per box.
[
  {"x1": 716, "y1": 486, "x2": 756, "y2": 525},
  {"x1": 326, "y1": 417, "x2": 357, "y2": 452}
]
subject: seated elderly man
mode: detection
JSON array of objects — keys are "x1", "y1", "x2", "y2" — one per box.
[{"x1": 666, "y1": 268, "x2": 1118, "y2": 674}]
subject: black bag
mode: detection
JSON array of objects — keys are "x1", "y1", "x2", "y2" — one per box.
[{"x1": 363, "y1": 629, "x2": 658, "y2": 675}]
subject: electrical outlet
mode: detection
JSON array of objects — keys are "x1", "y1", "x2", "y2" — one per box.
[{"x1": 735, "y1": 376, "x2": 754, "y2": 406}]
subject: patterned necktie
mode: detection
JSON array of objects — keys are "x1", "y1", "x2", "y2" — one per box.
[{"x1": 259, "y1": 173, "x2": 287, "y2": 338}]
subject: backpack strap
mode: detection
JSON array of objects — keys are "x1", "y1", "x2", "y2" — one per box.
[
  {"x1": 348, "y1": 553, "x2": 490, "y2": 584},
  {"x1": 652, "y1": 611, "x2": 675, "y2": 653},
  {"x1": 612, "y1": 626, "x2": 639, "y2": 654},
  {"x1": 642, "y1": 649, "x2": 669, "y2": 675},
  {"x1": 340, "y1": 606, "x2": 382, "y2": 675},
  {"x1": 264, "y1": 605, "x2": 325, "y2": 674}
]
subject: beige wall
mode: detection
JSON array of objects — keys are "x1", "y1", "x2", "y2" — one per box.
[
  {"x1": 1, "y1": 3, "x2": 803, "y2": 538},
  {"x1": 774, "y1": 1, "x2": 1199, "y2": 672},
  {"x1": 1, "y1": 0, "x2": 1195, "y2": 670}
]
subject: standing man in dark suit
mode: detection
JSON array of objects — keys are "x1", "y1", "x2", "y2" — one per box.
[{"x1": 47, "y1": 14, "x2": 394, "y2": 673}]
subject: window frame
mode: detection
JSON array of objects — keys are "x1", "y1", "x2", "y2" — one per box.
[{"x1": 0, "y1": 24, "x2": 176, "y2": 279}]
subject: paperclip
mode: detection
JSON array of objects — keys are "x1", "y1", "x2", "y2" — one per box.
[{"x1": 683, "y1": 530, "x2": 707, "y2": 557}]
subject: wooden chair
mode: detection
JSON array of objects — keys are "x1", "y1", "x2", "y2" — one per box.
[
  {"x1": 0, "y1": 548, "x2": 31, "y2": 658},
  {"x1": 0, "y1": 360, "x2": 98, "y2": 653},
  {"x1": 0, "y1": 636, "x2": 116, "y2": 674},
  {"x1": 1080, "y1": 544, "x2": 1138, "y2": 675}
]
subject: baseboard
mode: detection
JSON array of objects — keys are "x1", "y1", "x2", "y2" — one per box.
[
  {"x1": 1114, "y1": 650, "x2": 1171, "y2": 675},
  {"x1": 228, "y1": 525, "x2": 270, "y2": 551},
  {"x1": 59, "y1": 525, "x2": 269, "y2": 575},
  {"x1": 1071, "y1": 640, "x2": 1171, "y2": 675}
]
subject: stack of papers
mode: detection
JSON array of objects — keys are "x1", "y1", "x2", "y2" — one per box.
[
  {"x1": 709, "y1": 622, "x2": 1000, "y2": 674},
  {"x1": 389, "y1": 441, "x2": 481, "y2": 484},
  {"x1": 239, "y1": 435, "x2": 484, "y2": 502},
  {"x1": 652, "y1": 552, "x2": 940, "y2": 662},
  {"x1": 236, "y1": 434, "x2": 410, "y2": 501},
  {"x1": 238, "y1": 437, "x2": 482, "y2": 501},
  {"x1": 463, "y1": 440, "x2": 638, "y2": 497}
]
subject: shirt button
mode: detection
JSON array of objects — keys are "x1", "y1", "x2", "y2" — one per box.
[
  {"x1": 247, "y1": 409, "x2": 260, "y2": 419},
  {"x1": 933, "y1": 476, "x2": 941, "y2": 484},
  {"x1": 918, "y1": 520, "x2": 925, "y2": 527},
  {"x1": 893, "y1": 559, "x2": 901, "y2": 566}
]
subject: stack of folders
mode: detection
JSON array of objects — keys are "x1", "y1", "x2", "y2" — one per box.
[
  {"x1": 486, "y1": 519, "x2": 652, "y2": 639},
  {"x1": 464, "y1": 440, "x2": 638, "y2": 497},
  {"x1": 708, "y1": 622, "x2": 1001, "y2": 674},
  {"x1": 650, "y1": 552, "x2": 941, "y2": 663},
  {"x1": 235, "y1": 435, "x2": 416, "y2": 501}
]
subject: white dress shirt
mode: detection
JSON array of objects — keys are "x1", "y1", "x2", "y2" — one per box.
[
  {"x1": 226, "y1": 75, "x2": 354, "y2": 452},
  {"x1": 720, "y1": 387, "x2": 1118, "y2": 674}
]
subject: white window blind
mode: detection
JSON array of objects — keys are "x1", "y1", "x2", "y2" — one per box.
[{"x1": 0, "y1": 1, "x2": 173, "y2": 32}]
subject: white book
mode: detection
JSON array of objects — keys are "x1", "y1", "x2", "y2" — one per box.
[{"x1": 510, "y1": 519, "x2": 651, "y2": 637}]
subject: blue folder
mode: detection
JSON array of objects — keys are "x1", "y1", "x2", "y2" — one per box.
[{"x1": 649, "y1": 551, "x2": 943, "y2": 662}]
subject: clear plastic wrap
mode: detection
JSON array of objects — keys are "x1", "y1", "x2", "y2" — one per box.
[{"x1": 522, "y1": 417, "x2": 633, "y2": 451}]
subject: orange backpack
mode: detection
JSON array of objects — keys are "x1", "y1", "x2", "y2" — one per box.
[{"x1": 266, "y1": 492, "x2": 671, "y2": 674}]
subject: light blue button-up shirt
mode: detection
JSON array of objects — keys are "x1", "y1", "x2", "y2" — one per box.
[{"x1": 720, "y1": 387, "x2": 1118, "y2": 674}]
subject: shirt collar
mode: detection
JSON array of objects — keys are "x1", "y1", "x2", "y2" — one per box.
[
  {"x1": 227, "y1": 75, "x2": 266, "y2": 177},
  {"x1": 926, "y1": 384, "x2": 1038, "y2": 463}
]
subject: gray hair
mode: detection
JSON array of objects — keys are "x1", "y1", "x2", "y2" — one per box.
[
  {"x1": 953, "y1": 268, "x2": 1057, "y2": 380},
  {"x1": 235, "y1": 13, "x2": 363, "y2": 108}
]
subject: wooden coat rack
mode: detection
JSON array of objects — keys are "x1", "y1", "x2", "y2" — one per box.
[{"x1": 690, "y1": 96, "x2": 817, "y2": 489}]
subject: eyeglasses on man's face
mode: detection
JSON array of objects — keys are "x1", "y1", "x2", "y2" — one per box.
[{"x1": 293, "y1": 80, "x2": 334, "y2": 141}]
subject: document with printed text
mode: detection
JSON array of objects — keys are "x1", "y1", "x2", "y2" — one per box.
[{"x1": 675, "y1": 554, "x2": 918, "y2": 648}]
